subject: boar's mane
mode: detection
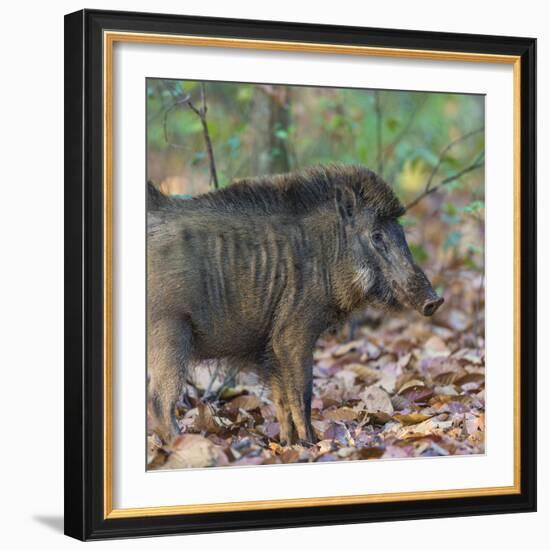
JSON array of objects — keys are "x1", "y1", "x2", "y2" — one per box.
[{"x1": 149, "y1": 165, "x2": 405, "y2": 219}]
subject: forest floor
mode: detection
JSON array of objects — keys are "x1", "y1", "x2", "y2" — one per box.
[{"x1": 148, "y1": 267, "x2": 485, "y2": 470}]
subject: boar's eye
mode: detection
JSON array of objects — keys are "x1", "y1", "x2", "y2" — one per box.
[{"x1": 371, "y1": 231, "x2": 384, "y2": 248}]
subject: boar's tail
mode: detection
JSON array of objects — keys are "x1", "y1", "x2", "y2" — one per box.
[{"x1": 147, "y1": 181, "x2": 173, "y2": 210}]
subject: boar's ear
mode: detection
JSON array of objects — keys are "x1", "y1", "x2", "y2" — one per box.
[{"x1": 335, "y1": 185, "x2": 357, "y2": 223}]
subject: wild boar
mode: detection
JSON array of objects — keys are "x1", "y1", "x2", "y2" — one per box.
[{"x1": 147, "y1": 165, "x2": 443, "y2": 445}]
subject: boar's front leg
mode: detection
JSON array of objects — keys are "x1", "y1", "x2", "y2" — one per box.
[
  {"x1": 272, "y1": 326, "x2": 316, "y2": 445},
  {"x1": 147, "y1": 317, "x2": 192, "y2": 444},
  {"x1": 269, "y1": 374, "x2": 295, "y2": 445}
]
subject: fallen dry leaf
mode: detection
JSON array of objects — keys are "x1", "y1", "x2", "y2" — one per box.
[
  {"x1": 360, "y1": 386, "x2": 394, "y2": 415},
  {"x1": 397, "y1": 415, "x2": 453, "y2": 439},
  {"x1": 332, "y1": 339, "x2": 364, "y2": 357},
  {"x1": 346, "y1": 363, "x2": 380, "y2": 384},
  {"x1": 397, "y1": 378, "x2": 426, "y2": 394},
  {"x1": 225, "y1": 394, "x2": 262, "y2": 412},
  {"x1": 324, "y1": 407, "x2": 358, "y2": 422},
  {"x1": 394, "y1": 413, "x2": 433, "y2": 426},
  {"x1": 399, "y1": 385, "x2": 434, "y2": 403},
  {"x1": 165, "y1": 434, "x2": 228, "y2": 469},
  {"x1": 424, "y1": 335, "x2": 451, "y2": 357}
]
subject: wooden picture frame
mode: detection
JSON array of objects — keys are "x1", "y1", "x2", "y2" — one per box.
[{"x1": 64, "y1": 9, "x2": 536, "y2": 540}]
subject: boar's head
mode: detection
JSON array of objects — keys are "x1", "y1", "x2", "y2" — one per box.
[{"x1": 333, "y1": 168, "x2": 443, "y2": 317}]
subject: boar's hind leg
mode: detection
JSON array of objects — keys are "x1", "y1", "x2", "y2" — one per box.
[
  {"x1": 148, "y1": 318, "x2": 192, "y2": 444},
  {"x1": 285, "y1": 374, "x2": 315, "y2": 445},
  {"x1": 272, "y1": 333, "x2": 316, "y2": 445},
  {"x1": 270, "y1": 375, "x2": 295, "y2": 445}
]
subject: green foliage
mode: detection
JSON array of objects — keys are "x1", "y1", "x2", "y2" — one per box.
[
  {"x1": 410, "y1": 243, "x2": 429, "y2": 265},
  {"x1": 444, "y1": 231, "x2": 462, "y2": 251},
  {"x1": 442, "y1": 202, "x2": 461, "y2": 225},
  {"x1": 461, "y1": 200, "x2": 485, "y2": 214},
  {"x1": 274, "y1": 128, "x2": 289, "y2": 140},
  {"x1": 399, "y1": 216, "x2": 417, "y2": 227}
]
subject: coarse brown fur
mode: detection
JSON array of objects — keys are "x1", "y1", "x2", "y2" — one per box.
[{"x1": 147, "y1": 164, "x2": 442, "y2": 446}]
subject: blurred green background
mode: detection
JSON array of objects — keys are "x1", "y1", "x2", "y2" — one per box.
[{"x1": 146, "y1": 79, "x2": 485, "y2": 291}]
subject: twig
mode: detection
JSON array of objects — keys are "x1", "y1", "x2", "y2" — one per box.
[
  {"x1": 405, "y1": 153, "x2": 484, "y2": 210},
  {"x1": 374, "y1": 91, "x2": 383, "y2": 176},
  {"x1": 163, "y1": 84, "x2": 219, "y2": 189},
  {"x1": 382, "y1": 96, "x2": 429, "y2": 184},
  {"x1": 202, "y1": 360, "x2": 222, "y2": 401},
  {"x1": 473, "y1": 264, "x2": 485, "y2": 339},
  {"x1": 425, "y1": 127, "x2": 484, "y2": 190},
  {"x1": 469, "y1": 209, "x2": 486, "y2": 338},
  {"x1": 215, "y1": 365, "x2": 241, "y2": 401},
  {"x1": 162, "y1": 94, "x2": 191, "y2": 148},
  {"x1": 405, "y1": 128, "x2": 484, "y2": 211},
  {"x1": 188, "y1": 84, "x2": 219, "y2": 189},
  {"x1": 386, "y1": 94, "x2": 428, "y2": 152}
]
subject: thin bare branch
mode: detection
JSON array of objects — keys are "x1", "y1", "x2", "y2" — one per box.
[
  {"x1": 424, "y1": 127, "x2": 484, "y2": 193},
  {"x1": 188, "y1": 84, "x2": 218, "y2": 189},
  {"x1": 386, "y1": 94, "x2": 429, "y2": 152},
  {"x1": 163, "y1": 84, "x2": 219, "y2": 189},
  {"x1": 162, "y1": 94, "x2": 191, "y2": 148},
  {"x1": 405, "y1": 128, "x2": 485, "y2": 210},
  {"x1": 202, "y1": 361, "x2": 219, "y2": 399},
  {"x1": 214, "y1": 365, "x2": 241, "y2": 401},
  {"x1": 405, "y1": 152, "x2": 485, "y2": 210},
  {"x1": 374, "y1": 90, "x2": 384, "y2": 176}
]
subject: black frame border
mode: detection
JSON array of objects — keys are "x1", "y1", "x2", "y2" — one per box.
[{"x1": 64, "y1": 9, "x2": 536, "y2": 541}]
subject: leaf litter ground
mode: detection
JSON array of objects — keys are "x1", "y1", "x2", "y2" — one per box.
[{"x1": 148, "y1": 268, "x2": 485, "y2": 470}]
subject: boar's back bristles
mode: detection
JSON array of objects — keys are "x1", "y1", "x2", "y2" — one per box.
[
  {"x1": 148, "y1": 165, "x2": 405, "y2": 219},
  {"x1": 147, "y1": 180, "x2": 174, "y2": 210}
]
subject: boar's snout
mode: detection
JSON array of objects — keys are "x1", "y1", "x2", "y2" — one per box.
[
  {"x1": 421, "y1": 296, "x2": 444, "y2": 317},
  {"x1": 411, "y1": 277, "x2": 444, "y2": 317},
  {"x1": 391, "y1": 274, "x2": 444, "y2": 317},
  {"x1": 391, "y1": 265, "x2": 444, "y2": 317}
]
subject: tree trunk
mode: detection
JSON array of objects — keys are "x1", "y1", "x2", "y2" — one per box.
[{"x1": 251, "y1": 85, "x2": 292, "y2": 176}]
